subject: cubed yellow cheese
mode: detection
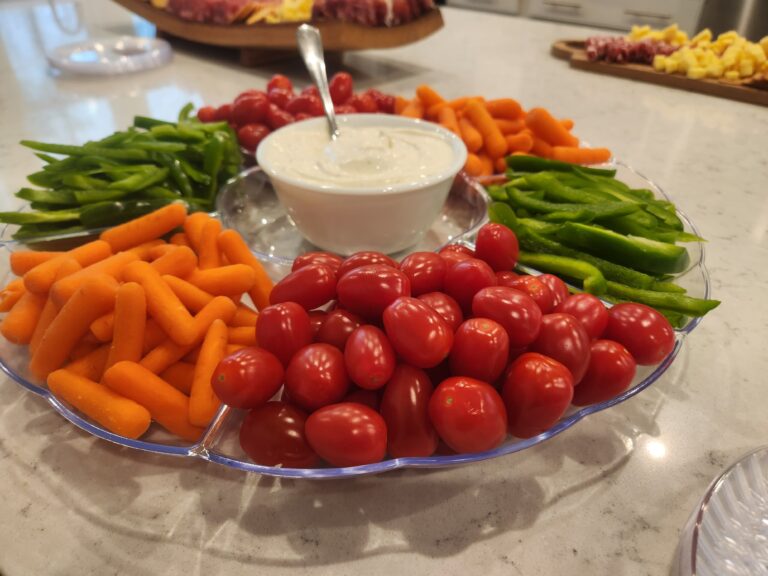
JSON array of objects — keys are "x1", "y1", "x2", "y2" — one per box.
[
  {"x1": 724, "y1": 70, "x2": 740, "y2": 80},
  {"x1": 706, "y1": 62, "x2": 724, "y2": 78},
  {"x1": 665, "y1": 59, "x2": 679, "y2": 74},
  {"x1": 653, "y1": 55, "x2": 667, "y2": 71},
  {"x1": 687, "y1": 66, "x2": 706, "y2": 79},
  {"x1": 691, "y1": 28, "x2": 712, "y2": 44},
  {"x1": 739, "y1": 59, "x2": 754, "y2": 77}
]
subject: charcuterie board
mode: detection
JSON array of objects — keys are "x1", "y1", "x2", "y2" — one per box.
[
  {"x1": 551, "y1": 40, "x2": 768, "y2": 108},
  {"x1": 112, "y1": 0, "x2": 444, "y2": 65}
]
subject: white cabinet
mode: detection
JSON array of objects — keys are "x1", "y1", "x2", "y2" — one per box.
[
  {"x1": 446, "y1": 0, "x2": 521, "y2": 16},
  {"x1": 526, "y1": 0, "x2": 704, "y2": 34}
]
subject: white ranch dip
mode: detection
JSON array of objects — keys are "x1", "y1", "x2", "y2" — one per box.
[{"x1": 259, "y1": 125, "x2": 456, "y2": 190}]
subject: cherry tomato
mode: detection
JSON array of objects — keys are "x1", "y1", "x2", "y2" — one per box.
[
  {"x1": 537, "y1": 274, "x2": 569, "y2": 308},
  {"x1": 344, "y1": 388, "x2": 381, "y2": 411},
  {"x1": 231, "y1": 94, "x2": 269, "y2": 127},
  {"x1": 502, "y1": 352, "x2": 574, "y2": 438},
  {"x1": 506, "y1": 275, "x2": 555, "y2": 314},
  {"x1": 285, "y1": 94, "x2": 323, "y2": 117},
  {"x1": 211, "y1": 347, "x2": 284, "y2": 409},
  {"x1": 438, "y1": 244, "x2": 475, "y2": 269},
  {"x1": 380, "y1": 364, "x2": 438, "y2": 457},
  {"x1": 197, "y1": 106, "x2": 216, "y2": 123},
  {"x1": 256, "y1": 302, "x2": 313, "y2": 366},
  {"x1": 603, "y1": 303, "x2": 675, "y2": 365},
  {"x1": 300, "y1": 85, "x2": 320, "y2": 99},
  {"x1": 305, "y1": 402, "x2": 387, "y2": 467},
  {"x1": 347, "y1": 93, "x2": 378, "y2": 113},
  {"x1": 428, "y1": 376, "x2": 508, "y2": 453},
  {"x1": 266, "y1": 103, "x2": 294, "y2": 130},
  {"x1": 554, "y1": 293, "x2": 609, "y2": 339},
  {"x1": 234, "y1": 89, "x2": 266, "y2": 105},
  {"x1": 292, "y1": 251, "x2": 343, "y2": 275},
  {"x1": 294, "y1": 113, "x2": 312, "y2": 122},
  {"x1": 399, "y1": 251, "x2": 447, "y2": 295},
  {"x1": 572, "y1": 340, "x2": 637, "y2": 406},
  {"x1": 239, "y1": 402, "x2": 319, "y2": 468},
  {"x1": 382, "y1": 297, "x2": 453, "y2": 369},
  {"x1": 334, "y1": 104, "x2": 358, "y2": 115},
  {"x1": 444, "y1": 258, "x2": 497, "y2": 313},
  {"x1": 317, "y1": 309, "x2": 363, "y2": 350},
  {"x1": 285, "y1": 343, "x2": 350, "y2": 411},
  {"x1": 329, "y1": 72, "x2": 354, "y2": 105},
  {"x1": 472, "y1": 286, "x2": 542, "y2": 348},
  {"x1": 450, "y1": 318, "x2": 509, "y2": 383},
  {"x1": 213, "y1": 103, "x2": 232, "y2": 122},
  {"x1": 364, "y1": 88, "x2": 395, "y2": 113},
  {"x1": 237, "y1": 123, "x2": 270, "y2": 152},
  {"x1": 530, "y1": 313, "x2": 591, "y2": 384},
  {"x1": 308, "y1": 310, "x2": 327, "y2": 341},
  {"x1": 267, "y1": 74, "x2": 293, "y2": 93},
  {"x1": 474, "y1": 223, "x2": 520, "y2": 272},
  {"x1": 337, "y1": 251, "x2": 399, "y2": 279},
  {"x1": 344, "y1": 325, "x2": 395, "y2": 390},
  {"x1": 417, "y1": 291, "x2": 463, "y2": 332},
  {"x1": 336, "y1": 264, "x2": 411, "y2": 321},
  {"x1": 269, "y1": 264, "x2": 337, "y2": 311},
  {"x1": 496, "y1": 270, "x2": 520, "y2": 286}
]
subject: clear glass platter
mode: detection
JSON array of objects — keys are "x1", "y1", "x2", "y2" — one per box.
[{"x1": 0, "y1": 162, "x2": 713, "y2": 478}]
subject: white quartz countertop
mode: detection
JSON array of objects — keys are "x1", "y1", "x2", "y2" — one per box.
[{"x1": 1, "y1": 2, "x2": 767, "y2": 575}]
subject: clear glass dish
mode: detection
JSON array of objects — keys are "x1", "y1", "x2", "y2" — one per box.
[
  {"x1": 677, "y1": 446, "x2": 768, "y2": 576},
  {"x1": 0, "y1": 162, "x2": 713, "y2": 478}
]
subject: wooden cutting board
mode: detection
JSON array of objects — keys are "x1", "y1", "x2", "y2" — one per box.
[
  {"x1": 551, "y1": 40, "x2": 768, "y2": 108},
  {"x1": 113, "y1": 0, "x2": 444, "y2": 65}
]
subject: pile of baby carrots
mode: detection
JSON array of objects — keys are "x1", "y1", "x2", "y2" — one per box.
[
  {"x1": 0, "y1": 204, "x2": 272, "y2": 442},
  {"x1": 395, "y1": 86, "x2": 612, "y2": 176}
]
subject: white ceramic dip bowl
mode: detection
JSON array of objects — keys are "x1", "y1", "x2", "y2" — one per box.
[{"x1": 256, "y1": 114, "x2": 468, "y2": 255}]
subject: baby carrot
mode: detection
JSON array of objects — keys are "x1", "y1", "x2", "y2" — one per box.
[
  {"x1": 105, "y1": 282, "x2": 147, "y2": 370},
  {"x1": 465, "y1": 101, "x2": 508, "y2": 160},
  {"x1": 458, "y1": 117, "x2": 483, "y2": 153},
  {"x1": 415, "y1": 85, "x2": 445, "y2": 109},
  {"x1": 189, "y1": 318, "x2": 228, "y2": 427},
  {"x1": 122, "y1": 261, "x2": 196, "y2": 346},
  {"x1": 30, "y1": 258, "x2": 81, "y2": 355},
  {"x1": 506, "y1": 132, "x2": 534, "y2": 153},
  {"x1": 464, "y1": 153, "x2": 483, "y2": 177},
  {"x1": 530, "y1": 137, "x2": 554, "y2": 159},
  {"x1": 0, "y1": 291, "x2": 47, "y2": 345},
  {"x1": 24, "y1": 240, "x2": 112, "y2": 295},
  {"x1": 10, "y1": 251, "x2": 57, "y2": 276},
  {"x1": 70, "y1": 338, "x2": 101, "y2": 362},
  {"x1": 143, "y1": 319, "x2": 167, "y2": 354},
  {"x1": 127, "y1": 239, "x2": 166, "y2": 261},
  {"x1": 140, "y1": 296, "x2": 236, "y2": 374},
  {"x1": 425, "y1": 102, "x2": 446, "y2": 120},
  {"x1": 393, "y1": 96, "x2": 409, "y2": 115},
  {"x1": 186, "y1": 265, "x2": 256, "y2": 298},
  {"x1": 525, "y1": 108, "x2": 580, "y2": 147},
  {"x1": 231, "y1": 304, "x2": 258, "y2": 327},
  {"x1": 197, "y1": 218, "x2": 222, "y2": 270},
  {"x1": 64, "y1": 345, "x2": 110, "y2": 382},
  {"x1": 169, "y1": 232, "x2": 191, "y2": 247},
  {"x1": 227, "y1": 326, "x2": 257, "y2": 346},
  {"x1": 478, "y1": 154, "x2": 494, "y2": 177},
  {"x1": 551, "y1": 146, "x2": 612, "y2": 165},
  {"x1": 148, "y1": 244, "x2": 176, "y2": 260},
  {"x1": 48, "y1": 369, "x2": 152, "y2": 439},
  {"x1": 102, "y1": 361, "x2": 205, "y2": 442},
  {"x1": 90, "y1": 313, "x2": 114, "y2": 342},
  {"x1": 150, "y1": 245, "x2": 197, "y2": 278},
  {"x1": 400, "y1": 99, "x2": 425, "y2": 119},
  {"x1": 183, "y1": 212, "x2": 212, "y2": 253},
  {"x1": 29, "y1": 274, "x2": 118, "y2": 381},
  {"x1": 50, "y1": 251, "x2": 139, "y2": 307},
  {"x1": 217, "y1": 230, "x2": 273, "y2": 309},
  {"x1": 485, "y1": 98, "x2": 523, "y2": 120},
  {"x1": 162, "y1": 275, "x2": 215, "y2": 313},
  {"x1": 561, "y1": 118, "x2": 575, "y2": 130},
  {"x1": 184, "y1": 346, "x2": 202, "y2": 365},
  {"x1": 495, "y1": 157, "x2": 507, "y2": 174},
  {"x1": 0, "y1": 281, "x2": 24, "y2": 313},
  {"x1": 160, "y1": 362, "x2": 196, "y2": 395},
  {"x1": 437, "y1": 106, "x2": 461, "y2": 137},
  {"x1": 100, "y1": 203, "x2": 187, "y2": 252},
  {"x1": 495, "y1": 118, "x2": 526, "y2": 135}
]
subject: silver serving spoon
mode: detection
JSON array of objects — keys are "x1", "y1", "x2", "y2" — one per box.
[{"x1": 296, "y1": 24, "x2": 340, "y2": 141}]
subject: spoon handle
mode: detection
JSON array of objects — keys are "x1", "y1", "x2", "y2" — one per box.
[{"x1": 296, "y1": 24, "x2": 340, "y2": 140}]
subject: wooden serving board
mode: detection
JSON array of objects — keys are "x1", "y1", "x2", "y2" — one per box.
[
  {"x1": 113, "y1": 0, "x2": 444, "y2": 65},
  {"x1": 551, "y1": 40, "x2": 768, "y2": 108}
]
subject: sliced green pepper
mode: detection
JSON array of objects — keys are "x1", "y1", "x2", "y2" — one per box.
[
  {"x1": 506, "y1": 155, "x2": 616, "y2": 177},
  {"x1": 16, "y1": 188, "x2": 77, "y2": 206},
  {"x1": 505, "y1": 186, "x2": 640, "y2": 221},
  {"x1": 0, "y1": 209, "x2": 81, "y2": 224},
  {"x1": 518, "y1": 251, "x2": 607, "y2": 295},
  {"x1": 605, "y1": 281, "x2": 720, "y2": 317}
]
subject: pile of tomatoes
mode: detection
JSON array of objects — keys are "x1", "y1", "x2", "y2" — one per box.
[
  {"x1": 197, "y1": 73, "x2": 396, "y2": 152},
  {"x1": 211, "y1": 223, "x2": 676, "y2": 469}
]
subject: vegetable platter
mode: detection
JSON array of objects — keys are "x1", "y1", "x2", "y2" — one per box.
[{"x1": 0, "y1": 160, "x2": 714, "y2": 478}]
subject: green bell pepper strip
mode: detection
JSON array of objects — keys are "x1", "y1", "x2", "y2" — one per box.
[
  {"x1": 16, "y1": 188, "x2": 77, "y2": 206},
  {"x1": 605, "y1": 281, "x2": 720, "y2": 317},
  {"x1": 600, "y1": 215, "x2": 704, "y2": 243},
  {"x1": 506, "y1": 155, "x2": 617, "y2": 177},
  {"x1": 21, "y1": 140, "x2": 150, "y2": 161},
  {"x1": 204, "y1": 132, "x2": 226, "y2": 203},
  {"x1": 0, "y1": 209, "x2": 81, "y2": 224},
  {"x1": 62, "y1": 174, "x2": 107, "y2": 189},
  {"x1": 35, "y1": 153, "x2": 59, "y2": 164},
  {"x1": 522, "y1": 173, "x2": 617, "y2": 204},
  {"x1": 488, "y1": 202, "x2": 522, "y2": 235},
  {"x1": 517, "y1": 251, "x2": 607, "y2": 295},
  {"x1": 178, "y1": 158, "x2": 211, "y2": 186},
  {"x1": 129, "y1": 140, "x2": 187, "y2": 153},
  {"x1": 12, "y1": 223, "x2": 87, "y2": 241},
  {"x1": 645, "y1": 202, "x2": 684, "y2": 230},
  {"x1": 554, "y1": 222, "x2": 690, "y2": 275},
  {"x1": 133, "y1": 116, "x2": 173, "y2": 130},
  {"x1": 486, "y1": 185, "x2": 508, "y2": 202},
  {"x1": 151, "y1": 153, "x2": 194, "y2": 198},
  {"x1": 108, "y1": 167, "x2": 169, "y2": 192},
  {"x1": 73, "y1": 188, "x2": 132, "y2": 204},
  {"x1": 79, "y1": 199, "x2": 179, "y2": 228},
  {"x1": 178, "y1": 103, "x2": 195, "y2": 123},
  {"x1": 143, "y1": 186, "x2": 182, "y2": 199},
  {"x1": 505, "y1": 186, "x2": 640, "y2": 221}
]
